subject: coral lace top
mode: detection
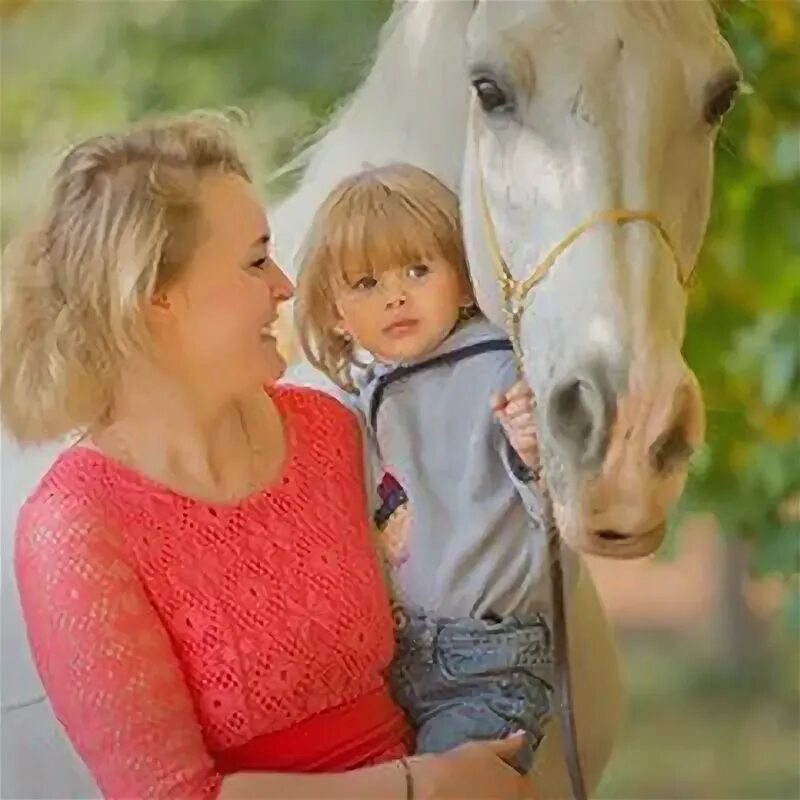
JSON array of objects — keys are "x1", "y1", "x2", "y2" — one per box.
[{"x1": 14, "y1": 386, "x2": 410, "y2": 799}]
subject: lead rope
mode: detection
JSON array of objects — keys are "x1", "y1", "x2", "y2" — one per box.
[
  {"x1": 490, "y1": 215, "x2": 587, "y2": 799},
  {"x1": 471, "y1": 98, "x2": 690, "y2": 800},
  {"x1": 500, "y1": 248, "x2": 588, "y2": 800}
]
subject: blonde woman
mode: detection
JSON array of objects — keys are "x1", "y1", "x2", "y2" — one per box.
[{"x1": 1, "y1": 113, "x2": 529, "y2": 799}]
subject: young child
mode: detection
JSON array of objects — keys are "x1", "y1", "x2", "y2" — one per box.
[{"x1": 295, "y1": 163, "x2": 555, "y2": 774}]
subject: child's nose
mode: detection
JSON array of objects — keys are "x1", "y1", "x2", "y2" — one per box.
[
  {"x1": 383, "y1": 275, "x2": 407, "y2": 308},
  {"x1": 386, "y1": 291, "x2": 407, "y2": 309}
]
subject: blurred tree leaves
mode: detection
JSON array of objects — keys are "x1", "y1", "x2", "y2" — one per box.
[
  {"x1": 680, "y1": 0, "x2": 800, "y2": 584},
  {"x1": 1, "y1": 0, "x2": 797, "y2": 583},
  {"x1": 0, "y1": 0, "x2": 392, "y2": 236}
]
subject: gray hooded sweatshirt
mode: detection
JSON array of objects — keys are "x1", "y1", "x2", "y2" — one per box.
[{"x1": 356, "y1": 316, "x2": 570, "y2": 621}]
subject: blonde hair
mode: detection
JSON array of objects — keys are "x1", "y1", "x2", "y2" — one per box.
[
  {"x1": 295, "y1": 163, "x2": 473, "y2": 391},
  {"x1": 0, "y1": 111, "x2": 252, "y2": 444}
]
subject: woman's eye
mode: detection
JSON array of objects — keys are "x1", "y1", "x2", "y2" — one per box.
[
  {"x1": 352, "y1": 276, "x2": 378, "y2": 291},
  {"x1": 250, "y1": 257, "x2": 268, "y2": 270},
  {"x1": 408, "y1": 264, "x2": 430, "y2": 279}
]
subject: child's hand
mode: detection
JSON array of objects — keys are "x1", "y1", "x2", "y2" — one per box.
[{"x1": 491, "y1": 380, "x2": 541, "y2": 474}]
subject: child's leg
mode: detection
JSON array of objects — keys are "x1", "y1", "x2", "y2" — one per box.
[
  {"x1": 415, "y1": 707, "x2": 537, "y2": 774},
  {"x1": 391, "y1": 609, "x2": 554, "y2": 774}
]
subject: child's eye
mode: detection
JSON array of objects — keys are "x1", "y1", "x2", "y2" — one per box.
[
  {"x1": 352, "y1": 276, "x2": 378, "y2": 291},
  {"x1": 408, "y1": 264, "x2": 430, "y2": 279}
]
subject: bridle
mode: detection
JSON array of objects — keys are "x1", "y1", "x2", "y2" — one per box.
[
  {"x1": 472, "y1": 105, "x2": 691, "y2": 367},
  {"x1": 470, "y1": 97, "x2": 691, "y2": 800}
]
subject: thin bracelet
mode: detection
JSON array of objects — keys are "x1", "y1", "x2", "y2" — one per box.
[{"x1": 399, "y1": 756, "x2": 415, "y2": 800}]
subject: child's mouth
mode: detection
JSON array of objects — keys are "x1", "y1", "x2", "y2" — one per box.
[{"x1": 383, "y1": 319, "x2": 418, "y2": 338}]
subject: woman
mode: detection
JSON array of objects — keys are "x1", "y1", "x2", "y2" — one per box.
[{"x1": 0, "y1": 112, "x2": 528, "y2": 799}]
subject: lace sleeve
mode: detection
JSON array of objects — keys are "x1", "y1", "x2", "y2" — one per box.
[{"x1": 14, "y1": 491, "x2": 222, "y2": 800}]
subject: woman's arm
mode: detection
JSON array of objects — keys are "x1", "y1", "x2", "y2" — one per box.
[
  {"x1": 15, "y1": 493, "x2": 222, "y2": 799},
  {"x1": 219, "y1": 759, "x2": 407, "y2": 800},
  {"x1": 220, "y1": 737, "x2": 531, "y2": 800}
]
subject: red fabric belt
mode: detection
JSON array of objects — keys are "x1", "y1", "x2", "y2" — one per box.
[{"x1": 216, "y1": 686, "x2": 412, "y2": 775}]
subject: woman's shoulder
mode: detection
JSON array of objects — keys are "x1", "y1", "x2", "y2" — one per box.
[
  {"x1": 273, "y1": 380, "x2": 361, "y2": 428},
  {"x1": 15, "y1": 447, "x2": 127, "y2": 573}
]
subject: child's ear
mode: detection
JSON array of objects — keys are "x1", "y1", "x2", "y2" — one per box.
[
  {"x1": 332, "y1": 304, "x2": 353, "y2": 339},
  {"x1": 334, "y1": 326, "x2": 354, "y2": 345},
  {"x1": 458, "y1": 273, "x2": 476, "y2": 308}
]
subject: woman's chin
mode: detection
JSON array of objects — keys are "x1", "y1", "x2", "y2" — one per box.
[{"x1": 263, "y1": 349, "x2": 288, "y2": 385}]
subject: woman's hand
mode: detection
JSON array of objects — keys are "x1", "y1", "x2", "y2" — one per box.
[{"x1": 409, "y1": 733, "x2": 531, "y2": 799}]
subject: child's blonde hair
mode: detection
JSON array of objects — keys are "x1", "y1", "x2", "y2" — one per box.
[
  {"x1": 0, "y1": 111, "x2": 252, "y2": 444},
  {"x1": 295, "y1": 163, "x2": 473, "y2": 391}
]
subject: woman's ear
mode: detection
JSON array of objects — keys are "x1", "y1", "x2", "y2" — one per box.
[
  {"x1": 143, "y1": 289, "x2": 176, "y2": 337},
  {"x1": 150, "y1": 291, "x2": 171, "y2": 310}
]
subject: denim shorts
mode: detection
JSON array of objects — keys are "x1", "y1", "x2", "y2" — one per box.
[{"x1": 389, "y1": 607, "x2": 554, "y2": 774}]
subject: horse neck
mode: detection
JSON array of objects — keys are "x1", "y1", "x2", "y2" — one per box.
[{"x1": 271, "y1": 0, "x2": 473, "y2": 273}]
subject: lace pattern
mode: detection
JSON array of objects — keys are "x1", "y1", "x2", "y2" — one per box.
[{"x1": 15, "y1": 387, "x2": 399, "y2": 798}]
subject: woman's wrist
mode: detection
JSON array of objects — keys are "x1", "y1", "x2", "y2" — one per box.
[
  {"x1": 398, "y1": 756, "x2": 415, "y2": 799},
  {"x1": 402, "y1": 754, "x2": 441, "y2": 800}
]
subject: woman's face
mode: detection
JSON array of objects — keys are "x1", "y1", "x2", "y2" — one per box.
[{"x1": 152, "y1": 173, "x2": 294, "y2": 395}]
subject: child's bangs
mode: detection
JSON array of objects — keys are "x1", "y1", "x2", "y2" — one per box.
[{"x1": 328, "y1": 191, "x2": 451, "y2": 287}]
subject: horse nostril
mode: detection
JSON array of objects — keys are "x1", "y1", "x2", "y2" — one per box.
[
  {"x1": 650, "y1": 424, "x2": 694, "y2": 473},
  {"x1": 546, "y1": 366, "x2": 615, "y2": 469},
  {"x1": 551, "y1": 380, "x2": 594, "y2": 449}
]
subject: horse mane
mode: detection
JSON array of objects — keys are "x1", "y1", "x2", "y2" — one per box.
[
  {"x1": 269, "y1": 0, "x2": 474, "y2": 272},
  {"x1": 269, "y1": 0, "x2": 718, "y2": 273}
]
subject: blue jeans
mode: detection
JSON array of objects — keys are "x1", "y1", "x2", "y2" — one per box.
[{"x1": 390, "y1": 607, "x2": 554, "y2": 774}]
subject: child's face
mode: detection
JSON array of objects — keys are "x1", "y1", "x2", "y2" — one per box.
[{"x1": 335, "y1": 256, "x2": 467, "y2": 363}]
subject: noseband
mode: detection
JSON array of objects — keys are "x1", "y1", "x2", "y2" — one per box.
[{"x1": 472, "y1": 103, "x2": 690, "y2": 367}]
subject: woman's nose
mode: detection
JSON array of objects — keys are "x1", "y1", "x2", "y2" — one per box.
[{"x1": 269, "y1": 262, "x2": 295, "y2": 302}]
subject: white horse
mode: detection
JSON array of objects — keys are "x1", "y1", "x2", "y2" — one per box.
[
  {"x1": 1, "y1": 1, "x2": 740, "y2": 797},
  {"x1": 275, "y1": 0, "x2": 740, "y2": 794}
]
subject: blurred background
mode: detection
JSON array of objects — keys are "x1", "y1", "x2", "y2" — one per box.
[{"x1": 1, "y1": 1, "x2": 798, "y2": 797}]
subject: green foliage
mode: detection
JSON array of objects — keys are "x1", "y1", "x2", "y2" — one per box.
[
  {"x1": 0, "y1": 0, "x2": 392, "y2": 237},
  {"x1": 680, "y1": 0, "x2": 800, "y2": 581},
  {"x1": 596, "y1": 638, "x2": 800, "y2": 799}
]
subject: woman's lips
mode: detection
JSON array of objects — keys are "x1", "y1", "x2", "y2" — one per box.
[{"x1": 259, "y1": 320, "x2": 278, "y2": 341}]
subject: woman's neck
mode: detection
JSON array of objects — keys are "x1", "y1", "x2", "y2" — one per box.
[{"x1": 91, "y1": 363, "x2": 286, "y2": 503}]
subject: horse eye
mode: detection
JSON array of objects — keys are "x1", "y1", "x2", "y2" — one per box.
[
  {"x1": 704, "y1": 78, "x2": 740, "y2": 125},
  {"x1": 472, "y1": 77, "x2": 514, "y2": 114}
]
